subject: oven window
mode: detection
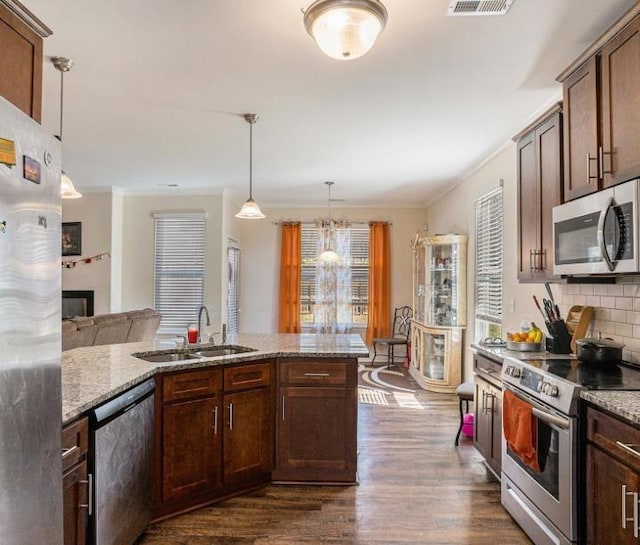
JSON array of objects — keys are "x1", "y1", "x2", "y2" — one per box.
[{"x1": 506, "y1": 417, "x2": 559, "y2": 500}]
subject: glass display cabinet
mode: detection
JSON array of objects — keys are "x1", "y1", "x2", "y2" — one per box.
[{"x1": 410, "y1": 233, "x2": 467, "y2": 393}]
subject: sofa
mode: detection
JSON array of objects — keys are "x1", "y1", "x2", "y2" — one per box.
[{"x1": 62, "y1": 308, "x2": 161, "y2": 351}]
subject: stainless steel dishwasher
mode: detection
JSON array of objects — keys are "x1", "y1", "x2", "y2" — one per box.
[{"x1": 89, "y1": 378, "x2": 155, "y2": 545}]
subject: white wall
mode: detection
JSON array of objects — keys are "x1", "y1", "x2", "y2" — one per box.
[
  {"x1": 236, "y1": 206, "x2": 428, "y2": 333},
  {"x1": 121, "y1": 194, "x2": 224, "y2": 328},
  {"x1": 62, "y1": 192, "x2": 114, "y2": 315}
]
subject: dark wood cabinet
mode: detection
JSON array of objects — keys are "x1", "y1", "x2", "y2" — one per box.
[
  {"x1": 473, "y1": 352, "x2": 502, "y2": 476},
  {"x1": 62, "y1": 417, "x2": 89, "y2": 545},
  {"x1": 274, "y1": 358, "x2": 358, "y2": 483},
  {"x1": 222, "y1": 361, "x2": 274, "y2": 485},
  {"x1": 560, "y1": 10, "x2": 640, "y2": 199},
  {"x1": 161, "y1": 395, "x2": 222, "y2": 503},
  {"x1": 0, "y1": 2, "x2": 50, "y2": 122},
  {"x1": 154, "y1": 367, "x2": 223, "y2": 515},
  {"x1": 515, "y1": 105, "x2": 563, "y2": 281},
  {"x1": 585, "y1": 405, "x2": 640, "y2": 544},
  {"x1": 600, "y1": 16, "x2": 640, "y2": 188},
  {"x1": 153, "y1": 360, "x2": 274, "y2": 519},
  {"x1": 562, "y1": 57, "x2": 599, "y2": 201}
]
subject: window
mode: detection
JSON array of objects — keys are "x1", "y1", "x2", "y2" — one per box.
[
  {"x1": 153, "y1": 213, "x2": 206, "y2": 334},
  {"x1": 475, "y1": 186, "x2": 503, "y2": 341},
  {"x1": 300, "y1": 224, "x2": 369, "y2": 326},
  {"x1": 227, "y1": 244, "x2": 240, "y2": 335}
]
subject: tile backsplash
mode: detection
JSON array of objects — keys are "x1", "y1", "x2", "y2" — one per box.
[{"x1": 559, "y1": 277, "x2": 640, "y2": 363}]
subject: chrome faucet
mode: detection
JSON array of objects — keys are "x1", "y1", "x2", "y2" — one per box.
[{"x1": 197, "y1": 305, "x2": 210, "y2": 343}]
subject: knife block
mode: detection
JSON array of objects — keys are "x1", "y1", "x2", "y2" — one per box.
[{"x1": 545, "y1": 319, "x2": 573, "y2": 354}]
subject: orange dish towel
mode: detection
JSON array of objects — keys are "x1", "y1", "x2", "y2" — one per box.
[{"x1": 503, "y1": 390, "x2": 540, "y2": 472}]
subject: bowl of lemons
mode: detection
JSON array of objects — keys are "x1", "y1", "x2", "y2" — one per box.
[{"x1": 506, "y1": 323, "x2": 544, "y2": 352}]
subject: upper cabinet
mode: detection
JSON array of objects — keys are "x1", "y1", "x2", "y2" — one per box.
[
  {"x1": 559, "y1": 5, "x2": 640, "y2": 201},
  {"x1": 514, "y1": 104, "x2": 563, "y2": 282},
  {"x1": 0, "y1": 1, "x2": 51, "y2": 122}
]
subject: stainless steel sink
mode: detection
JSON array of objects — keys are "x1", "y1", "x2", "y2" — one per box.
[
  {"x1": 133, "y1": 345, "x2": 256, "y2": 363},
  {"x1": 190, "y1": 346, "x2": 256, "y2": 358},
  {"x1": 134, "y1": 351, "x2": 199, "y2": 363}
]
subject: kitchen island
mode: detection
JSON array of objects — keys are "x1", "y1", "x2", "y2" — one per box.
[{"x1": 61, "y1": 332, "x2": 368, "y2": 534}]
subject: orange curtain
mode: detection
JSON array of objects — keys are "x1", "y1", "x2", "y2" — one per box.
[
  {"x1": 278, "y1": 222, "x2": 301, "y2": 333},
  {"x1": 366, "y1": 221, "x2": 391, "y2": 345}
]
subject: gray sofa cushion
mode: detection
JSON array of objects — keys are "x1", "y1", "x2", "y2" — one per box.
[{"x1": 62, "y1": 308, "x2": 161, "y2": 351}]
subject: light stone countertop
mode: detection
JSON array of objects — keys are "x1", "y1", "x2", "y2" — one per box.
[
  {"x1": 580, "y1": 390, "x2": 640, "y2": 425},
  {"x1": 470, "y1": 343, "x2": 573, "y2": 363},
  {"x1": 62, "y1": 333, "x2": 369, "y2": 424}
]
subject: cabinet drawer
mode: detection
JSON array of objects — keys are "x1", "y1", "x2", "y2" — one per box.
[
  {"x1": 62, "y1": 416, "x2": 88, "y2": 472},
  {"x1": 224, "y1": 362, "x2": 271, "y2": 392},
  {"x1": 279, "y1": 360, "x2": 354, "y2": 387},
  {"x1": 586, "y1": 406, "x2": 640, "y2": 473},
  {"x1": 163, "y1": 369, "x2": 222, "y2": 402}
]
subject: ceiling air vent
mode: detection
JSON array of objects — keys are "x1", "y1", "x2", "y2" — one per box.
[{"x1": 447, "y1": 0, "x2": 515, "y2": 16}]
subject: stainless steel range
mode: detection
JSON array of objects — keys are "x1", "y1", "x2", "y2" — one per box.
[{"x1": 500, "y1": 356, "x2": 640, "y2": 545}]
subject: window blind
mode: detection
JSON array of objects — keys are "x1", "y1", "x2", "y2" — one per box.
[
  {"x1": 153, "y1": 214, "x2": 206, "y2": 334},
  {"x1": 227, "y1": 246, "x2": 240, "y2": 334},
  {"x1": 300, "y1": 224, "x2": 370, "y2": 325},
  {"x1": 475, "y1": 187, "x2": 503, "y2": 324}
]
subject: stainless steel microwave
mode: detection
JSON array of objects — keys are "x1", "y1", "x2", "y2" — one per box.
[{"x1": 553, "y1": 178, "x2": 638, "y2": 275}]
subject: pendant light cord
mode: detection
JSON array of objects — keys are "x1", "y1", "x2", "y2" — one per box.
[{"x1": 249, "y1": 120, "x2": 253, "y2": 200}]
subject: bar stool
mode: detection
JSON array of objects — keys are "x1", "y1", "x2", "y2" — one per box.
[{"x1": 455, "y1": 382, "x2": 475, "y2": 446}]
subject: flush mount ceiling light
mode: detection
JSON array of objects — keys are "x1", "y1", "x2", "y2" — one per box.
[
  {"x1": 236, "y1": 113, "x2": 265, "y2": 220},
  {"x1": 52, "y1": 56, "x2": 82, "y2": 199},
  {"x1": 317, "y1": 181, "x2": 341, "y2": 263},
  {"x1": 303, "y1": 0, "x2": 388, "y2": 61}
]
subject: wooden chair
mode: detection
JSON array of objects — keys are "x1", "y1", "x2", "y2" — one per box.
[{"x1": 371, "y1": 306, "x2": 413, "y2": 369}]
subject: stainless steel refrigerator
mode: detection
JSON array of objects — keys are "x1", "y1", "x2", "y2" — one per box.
[{"x1": 0, "y1": 95, "x2": 63, "y2": 544}]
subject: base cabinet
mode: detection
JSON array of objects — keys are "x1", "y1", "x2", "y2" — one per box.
[
  {"x1": 154, "y1": 360, "x2": 274, "y2": 519},
  {"x1": 62, "y1": 417, "x2": 89, "y2": 545},
  {"x1": 472, "y1": 352, "x2": 502, "y2": 476},
  {"x1": 222, "y1": 362, "x2": 274, "y2": 485},
  {"x1": 585, "y1": 406, "x2": 640, "y2": 545},
  {"x1": 273, "y1": 358, "x2": 357, "y2": 483}
]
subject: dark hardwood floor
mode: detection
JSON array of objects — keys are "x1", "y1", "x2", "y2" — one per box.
[{"x1": 139, "y1": 379, "x2": 532, "y2": 544}]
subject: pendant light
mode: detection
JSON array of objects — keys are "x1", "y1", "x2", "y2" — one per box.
[
  {"x1": 52, "y1": 57, "x2": 82, "y2": 199},
  {"x1": 317, "y1": 181, "x2": 341, "y2": 263},
  {"x1": 235, "y1": 113, "x2": 265, "y2": 219},
  {"x1": 303, "y1": 0, "x2": 388, "y2": 61}
]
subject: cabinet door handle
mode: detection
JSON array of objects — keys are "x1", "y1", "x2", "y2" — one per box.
[
  {"x1": 303, "y1": 372, "x2": 331, "y2": 377},
  {"x1": 599, "y1": 146, "x2": 612, "y2": 178},
  {"x1": 79, "y1": 473, "x2": 93, "y2": 515},
  {"x1": 282, "y1": 395, "x2": 285, "y2": 421},
  {"x1": 616, "y1": 441, "x2": 640, "y2": 460},
  {"x1": 62, "y1": 445, "x2": 79, "y2": 459},
  {"x1": 529, "y1": 249, "x2": 534, "y2": 272},
  {"x1": 212, "y1": 406, "x2": 218, "y2": 435},
  {"x1": 635, "y1": 490, "x2": 639, "y2": 538},
  {"x1": 540, "y1": 249, "x2": 546, "y2": 272},
  {"x1": 228, "y1": 403, "x2": 233, "y2": 431},
  {"x1": 587, "y1": 153, "x2": 598, "y2": 184},
  {"x1": 481, "y1": 391, "x2": 487, "y2": 414}
]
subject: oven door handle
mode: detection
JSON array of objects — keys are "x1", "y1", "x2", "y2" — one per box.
[
  {"x1": 531, "y1": 407, "x2": 570, "y2": 430},
  {"x1": 503, "y1": 383, "x2": 571, "y2": 430}
]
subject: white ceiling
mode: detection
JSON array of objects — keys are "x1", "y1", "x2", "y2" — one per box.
[{"x1": 22, "y1": 0, "x2": 638, "y2": 207}]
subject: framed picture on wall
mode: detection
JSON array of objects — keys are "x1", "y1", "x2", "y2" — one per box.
[{"x1": 62, "y1": 222, "x2": 82, "y2": 256}]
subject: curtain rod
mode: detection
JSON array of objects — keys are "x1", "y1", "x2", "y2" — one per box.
[{"x1": 271, "y1": 220, "x2": 391, "y2": 226}]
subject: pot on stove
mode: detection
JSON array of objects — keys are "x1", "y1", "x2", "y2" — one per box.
[{"x1": 576, "y1": 336, "x2": 624, "y2": 364}]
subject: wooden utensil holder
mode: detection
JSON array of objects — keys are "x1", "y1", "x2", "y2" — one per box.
[{"x1": 565, "y1": 305, "x2": 594, "y2": 353}]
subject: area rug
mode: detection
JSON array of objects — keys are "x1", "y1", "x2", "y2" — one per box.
[{"x1": 358, "y1": 362, "x2": 426, "y2": 409}]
